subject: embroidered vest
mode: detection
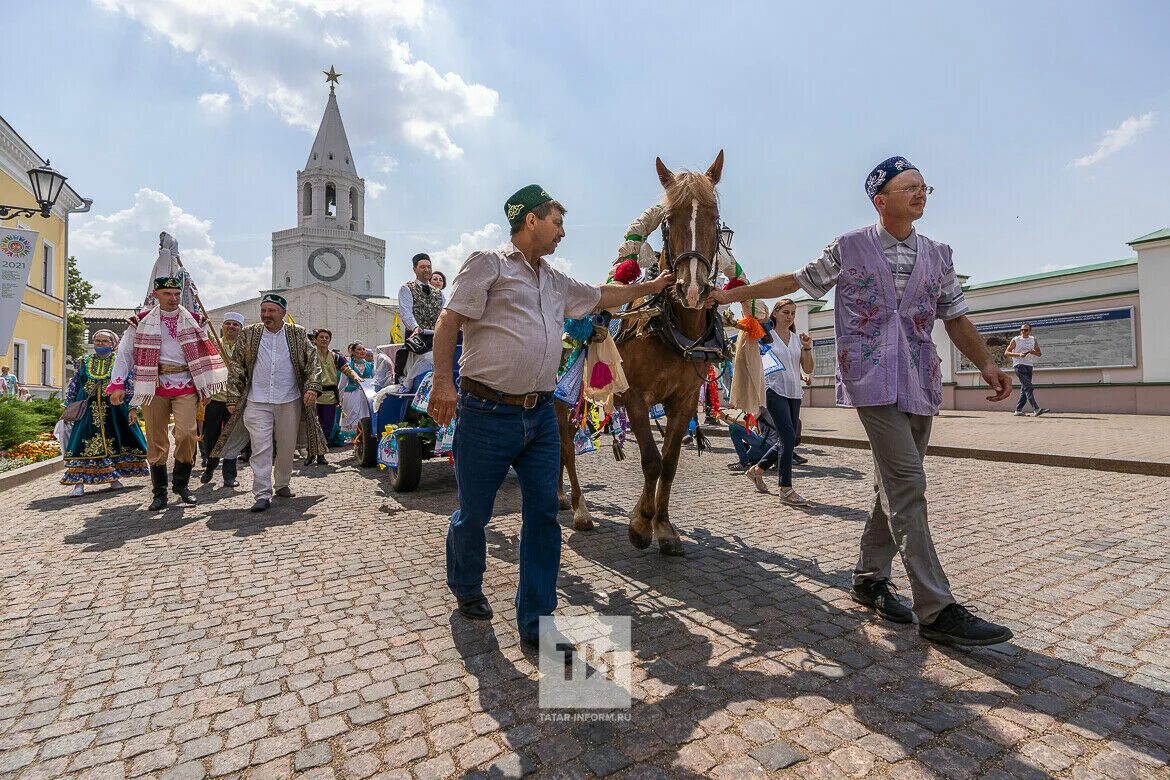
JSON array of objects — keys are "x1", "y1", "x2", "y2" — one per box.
[
  {"x1": 833, "y1": 225, "x2": 946, "y2": 416},
  {"x1": 407, "y1": 280, "x2": 442, "y2": 330}
]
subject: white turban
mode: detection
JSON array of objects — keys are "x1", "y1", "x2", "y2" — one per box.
[{"x1": 223, "y1": 312, "x2": 245, "y2": 326}]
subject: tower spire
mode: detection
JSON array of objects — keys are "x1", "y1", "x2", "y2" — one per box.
[
  {"x1": 305, "y1": 68, "x2": 356, "y2": 175},
  {"x1": 323, "y1": 65, "x2": 342, "y2": 93}
]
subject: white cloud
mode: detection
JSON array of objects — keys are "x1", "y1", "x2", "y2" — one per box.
[
  {"x1": 548, "y1": 256, "x2": 573, "y2": 275},
  {"x1": 366, "y1": 181, "x2": 386, "y2": 199},
  {"x1": 373, "y1": 154, "x2": 398, "y2": 174},
  {"x1": 428, "y1": 223, "x2": 504, "y2": 276},
  {"x1": 1073, "y1": 112, "x2": 1156, "y2": 167},
  {"x1": 93, "y1": 0, "x2": 498, "y2": 159},
  {"x1": 197, "y1": 92, "x2": 231, "y2": 115},
  {"x1": 73, "y1": 188, "x2": 270, "y2": 308}
]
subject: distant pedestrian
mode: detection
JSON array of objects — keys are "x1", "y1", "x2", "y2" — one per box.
[
  {"x1": 200, "y1": 312, "x2": 245, "y2": 487},
  {"x1": 308, "y1": 328, "x2": 360, "y2": 466},
  {"x1": 339, "y1": 342, "x2": 373, "y2": 437},
  {"x1": 1005, "y1": 324, "x2": 1048, "y2": 417},
  {"x1": 430, "y1": 270, "x2": 447, "y2": 290},
  {"x1": 0, "y1": 365, "x2": 16, "y2": 395}
]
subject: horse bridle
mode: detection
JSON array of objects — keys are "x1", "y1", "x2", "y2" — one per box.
[{"x1": 658, "y1": 212, "x2": 722, "y2": 293}]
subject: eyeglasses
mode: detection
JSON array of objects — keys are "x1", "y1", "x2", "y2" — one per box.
[{"x1": 886, "y1": 185, "x2": 934, "y2": 196}]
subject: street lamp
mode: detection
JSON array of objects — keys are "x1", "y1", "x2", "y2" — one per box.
[
  {"x1": 0, "y1": 161, "x2": 68, "y2": 221},
  {"x1": 718, "y1": 222, "x2": 734, "y2": 252}
]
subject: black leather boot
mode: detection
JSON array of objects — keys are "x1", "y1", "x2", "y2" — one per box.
[
  {"x1": 172, "y1": 462, "x2": 198, "y2": 505},
  {"x1": 222, "y1": 457, "x2": 238, "y2": 488},
  {"x1": 200, "y1": 458, "x2": 219, "y2": 484},
  {"x1": 148, "y1": 465, "x2": 168, "y2": 511}
]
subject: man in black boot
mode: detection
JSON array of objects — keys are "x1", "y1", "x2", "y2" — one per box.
[
  {"x1": 172, "y1": 462, "x2": 198, "y2": 505},
  {"x1": 107, "y1": 276, "x2": 228, "y2": 514},
  {"x1": 148, "y1": 465, "x2": 168, "y2": 511},
  {"x1": 201, "y1": 312, "x2": 243, "y2": 487}
]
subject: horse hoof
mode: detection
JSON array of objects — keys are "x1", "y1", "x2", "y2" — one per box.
[
  {"x1": 658, "y1": 539, "x2": 686, "y2": 556},
  {"x1": 574, "y1": 517, "x2": 595, "y2": 532},
  {"x1": 558, "y1": 496, "x2": 572, "y2": 511},
  {"x1": 628, "y1": 526, "x2": 652, "y2": 549}
]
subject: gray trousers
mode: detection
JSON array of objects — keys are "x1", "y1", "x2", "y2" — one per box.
[
  {"x1": 853, "y1": 404, "x2": 954, "y2": 623},
  {"x1": 244, "y1": 400, "x2": 301, "y2": 501}
]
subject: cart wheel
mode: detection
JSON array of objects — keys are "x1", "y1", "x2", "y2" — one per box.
[
  {"x1": 354, "y1": 417, "x2": 377, "y2": 467},
  {"x1": 390, "y1": 433, "x2": 422, "y2": 492}
]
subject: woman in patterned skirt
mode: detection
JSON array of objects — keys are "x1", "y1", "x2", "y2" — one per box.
[{"x1": 61, "y1": 330, "x2": 149, "y2": 496}]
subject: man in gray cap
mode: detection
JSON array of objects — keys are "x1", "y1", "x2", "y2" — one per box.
[{"x1": 212, "y1": 294, "x2": 326, "y2": 512}]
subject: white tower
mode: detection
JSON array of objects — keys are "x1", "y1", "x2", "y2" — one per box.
[{"x1": 272, "y1": 67, "x2": 386, "y2": 296}]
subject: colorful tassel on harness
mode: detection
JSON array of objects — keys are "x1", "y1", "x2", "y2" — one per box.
[
  {"x1": 589, "y1": 361, "x2": 614, "y2": 389},
  {"x1": 613, "y1": 259, "x2": 640, "y2": 284}
]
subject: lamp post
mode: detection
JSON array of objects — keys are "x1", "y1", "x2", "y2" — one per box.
[
  {"x1": 0, "y1": 161, "x2": 68, "y2": 221},
  {"x1": 718, "y1": 222, "x2": 734, "y2": 252}
]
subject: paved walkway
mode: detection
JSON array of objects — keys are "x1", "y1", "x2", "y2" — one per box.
[
  {"x1": 1, "y1": 442, "x2": 1168, "y2": 779},
  {"x1": 792, "y1": 408, "x2": 1170, "y2": 475}
]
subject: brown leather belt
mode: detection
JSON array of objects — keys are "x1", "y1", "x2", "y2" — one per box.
[
  {"x1": 459, "y1": 377, "x2": 551, "y2": 410},
  {"x1": 159, "y1": 363, "x2": 189, "y2": 375}
]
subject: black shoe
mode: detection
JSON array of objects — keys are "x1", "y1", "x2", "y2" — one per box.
[
  {"x1": 1034, "y1": 408, "x2": 1049, "y2": 417},
  {"x1": 851, "y1": 579, "x2": 914, "y2": 624},
  {"x1": 919, "y1": 603, "x2": 1014, "y2": 646},
  {"x1": 274, "y1": 486, "x2": 295, "y2": 498},
  {"x1": 304, "y1": 456, "x2": 315, "y2": 467},
  {"x1": 682, "y1": 434, "x2": 694, "y2": 446},
  {"x1": 250, "y1": 498, "x2": 270, "y2": 512},
  {"x1": 792, "y1": 453, "x2": 808, "y2": 466},
  {"x1": 727, "y1": 462, "x2": 748, "y2": 473},
  {"x1": 200, "y1": 458, "x2": 219, "y2": 484},
  {"x1": 148, "y1": 465, "x2": 168, "y2": 511},
  {"x1": 520, "y1": 630, "x2": 576, "y2": 665},
  {"x1": 315, "y1": 455, "x2": 327, "y2": 465},
  {"x1": 457, "y1": 596, "x2": 493, "y2": 621},
  {"x1": 704, "y1": 415, "x2": 719, "y2": 426},
  {"x1": 171, "y1": 462, "x2": 198, "y2": 505}
]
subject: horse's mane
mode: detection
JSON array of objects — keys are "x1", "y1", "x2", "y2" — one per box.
[{"x1": 663, "y1": 171, "x2": 718, "y2": 215}]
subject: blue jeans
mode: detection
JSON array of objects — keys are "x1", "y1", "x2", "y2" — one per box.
[
  {"x1": 1015, "y1": 365, "x2": 1039, "y2": 412},
  {"x1": 729, "y1": 424, "x2": 766, "y2": 466},
  {"x1": 764, "y1": 390, "x2": 801, "y2": 488},
  {"x1": 445, "y1": 392, "x2": 561, "y2": 642}
]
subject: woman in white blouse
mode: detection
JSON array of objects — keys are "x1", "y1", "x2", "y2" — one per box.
[{"x1": 746, "y1": 299, "x2": 814, "y2": 505}]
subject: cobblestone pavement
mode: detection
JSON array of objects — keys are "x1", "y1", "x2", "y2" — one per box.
[
  {"x1": 799, "y1": 408, "x2": 1170, "y2": 466},
  {"x1": 1, "y1": 440, "x2": 1168, "y2": 780}
]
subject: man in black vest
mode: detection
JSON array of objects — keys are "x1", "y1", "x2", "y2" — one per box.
[{"x1": 393, "y1": 253, "x2": 445, "y2": 387}]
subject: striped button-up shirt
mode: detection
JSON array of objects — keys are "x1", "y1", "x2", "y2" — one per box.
[
  {"x1": 446, "y1": 243, "x2": 601, "y2": 395},
  {"x1": 794, "y1": 224, "x2": 968, "y2": 320}
]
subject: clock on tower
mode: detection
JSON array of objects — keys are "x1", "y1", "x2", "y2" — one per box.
[{"x1": 307, "y1": 247, "x2": 347, "y2": 282}]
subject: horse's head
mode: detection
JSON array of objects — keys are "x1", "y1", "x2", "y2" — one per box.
[{"x1": 656, "y1": 150, "x2": 724, "y2": 310}]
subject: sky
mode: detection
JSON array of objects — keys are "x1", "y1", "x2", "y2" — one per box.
[{"x1": 4, "y1": 0, "x2": 1169, "y2": 309}]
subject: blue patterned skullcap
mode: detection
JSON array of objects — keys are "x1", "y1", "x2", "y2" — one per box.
[{"x1": 865, "y1": 156, "x2": 919, "y2": 200}]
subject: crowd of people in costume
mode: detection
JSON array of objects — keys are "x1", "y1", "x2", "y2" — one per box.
[{"x1": 59, "y1": 154, "x2": 1023, "y2": 657}]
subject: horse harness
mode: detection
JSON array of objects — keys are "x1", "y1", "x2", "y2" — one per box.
[{"x1": 613, "y1": 212, "x2": 730, "y2": 366}]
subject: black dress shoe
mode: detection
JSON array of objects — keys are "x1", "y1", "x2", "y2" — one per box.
[
  {"x1": 250, "y1": 498, "x2": 270, "y2": 512},
  {"x1": 315, "y1": 455, "x2": 327, "y2": 465},
  {"x1": 456, "y1": 596, "x2": 493, "y2": 621},
  {"x1": 920, "y1": 603, "x2": 1013, "y2": 646},
  {"x1": 851, "y1": 578, "x2": 914, "y2": 624},
  {"x1": 792, "y1": 453, "x2": 808, "y2": 465},
  {"x1": 274, "y1": 486, "x2": 295, "y2": 498},
  {"x1": 304, "y1": 456, "x2": 315, "y2": 467},
  {"x1": 726, "y1": 462, "x2": 748, "y2": 473},
  {"x1": 223, "y1": 479, "x2": 239, "y2": 488}
]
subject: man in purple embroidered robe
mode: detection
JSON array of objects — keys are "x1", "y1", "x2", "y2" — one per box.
[{"x1": 714, "y1": 156, "x2": 1015, "y2": 646}]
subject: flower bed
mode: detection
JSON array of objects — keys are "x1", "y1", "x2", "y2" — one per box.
[{"x1": 0, "y1": 433, "x2": 60, "y2": 468}]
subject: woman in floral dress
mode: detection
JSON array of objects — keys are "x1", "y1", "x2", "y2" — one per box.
[{"x1": 61, "y1": 330, "x2": 149, "y2": 496}]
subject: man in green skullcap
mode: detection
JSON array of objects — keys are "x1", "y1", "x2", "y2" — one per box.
[
  {"x1": 429, "y1": 185, "x2": 675, "y2": 657},
  {"x1": 211, "y1": 293, "x2": 327, "y2": 512}
]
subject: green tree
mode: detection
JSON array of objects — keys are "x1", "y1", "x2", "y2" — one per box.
[{"x1": 66, "y1": 256, "x2": 100, "y2": 360}]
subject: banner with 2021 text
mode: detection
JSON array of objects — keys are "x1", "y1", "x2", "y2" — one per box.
[{"x1": 0, "y1": 229, "x2": 38, "y2": 357}]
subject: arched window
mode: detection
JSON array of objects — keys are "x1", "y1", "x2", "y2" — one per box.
[
  {"x1": 349, "y1": 187, "x2": 359, "y2": 224},
  {"x1": 302, "y1": 183, "x2": 312, "y2": 216},
  {"x1": 325, "y1": 184, "x2": 337, "y2": 217},
  {"x1": 284, "y1": 274, "x2": 291, "y2": 287}
]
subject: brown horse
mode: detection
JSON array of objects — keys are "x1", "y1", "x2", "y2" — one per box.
[{"x1": 559, "y1": 151, "x2": 725, "y2": 555}]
